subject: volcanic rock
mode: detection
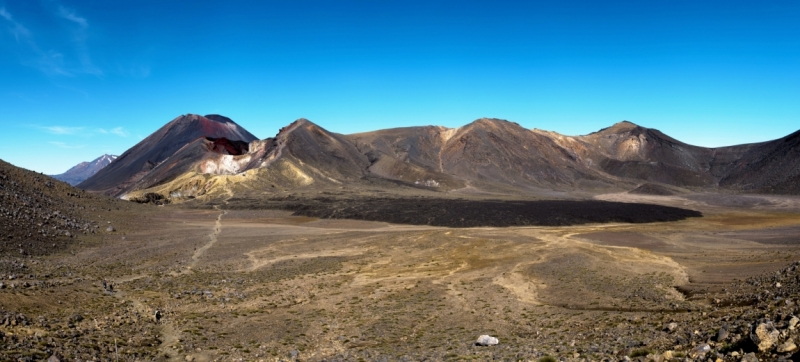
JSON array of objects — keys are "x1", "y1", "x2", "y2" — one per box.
[
  {"x1": 715, "y1": 327, "x2": 729, "y2": 341},
  {"x1": 751, "y1": 322, "x2": 780, "y2": 352}
]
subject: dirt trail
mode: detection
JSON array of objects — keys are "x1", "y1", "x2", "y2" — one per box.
[
  {"x1": 155, "y1": 205, "x2": 226, "y2": 361},
  {"x1": 103, "y1": 205, "x2": 226, "y2": 361},
  {"x1": 187, "y1": 206, "x2": 227, "y2": 271},
  {"x1": 493, "y1": 264, "x2": 543, "y2": 305}
]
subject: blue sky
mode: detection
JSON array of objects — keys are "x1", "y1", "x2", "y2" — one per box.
[{"x1": 1, "y1": 1, "x2": 799, "y2": 174}]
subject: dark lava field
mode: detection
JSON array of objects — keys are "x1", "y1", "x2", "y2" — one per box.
[{"x1": 243, "y1": 196, "x2": 703, "y2": 227}]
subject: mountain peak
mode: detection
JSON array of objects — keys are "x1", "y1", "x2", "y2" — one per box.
[
  {"x1": 586, "y1": 120, "x2": 646, "y2": 136},
  {"x1": 466, "y1": 118, "x2": 526, "y2": 131},
  {"x1": 609, "y1": 120, "x2": 642, "y2": 130},
  {"x1": 292, "y1": 118, "x2": 317, "y2": 128},
  {"x1": 272, "y1": 118, "x2": 317, "y2": 139},
  {"x1": 98, "y1": 154, "x2": 117, "y2": 162},
  {"x1": 473, "y1": 117, "x2": 509, "y2": 124},
  {"x1": 204, "y1": 114, "x2": 236, "y2": 124},
  {"x1": 51, "y1": 153, "x2": 118, "y2": 186}
]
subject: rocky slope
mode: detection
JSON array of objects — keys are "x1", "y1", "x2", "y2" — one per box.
[
  {"x1": 0, "y1": 159, "x2": 120, "y2": 257},
  {"x1": 50, "y1": 154, "x2": 117, "y2": 186},
  {"x1": 720, "y1": 129, "x2": 800, "y2": 194}
]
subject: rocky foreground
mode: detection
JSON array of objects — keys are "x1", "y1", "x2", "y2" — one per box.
[
  {"x1": 632, "y1": 260, "x2": 800, "y2": 362},
  {"x1": 2, "y1": 256, "x2": 800, "y2": 361}
]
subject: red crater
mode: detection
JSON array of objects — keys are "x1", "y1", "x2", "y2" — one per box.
[{"x1": 205, "y1": 137, "x2": 250, "y2": 155}]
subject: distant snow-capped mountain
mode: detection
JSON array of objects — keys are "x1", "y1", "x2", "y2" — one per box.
[{"x1": 51, "y1": 154, "x2": 118, "y2": 186}]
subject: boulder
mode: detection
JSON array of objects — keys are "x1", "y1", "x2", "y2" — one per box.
[
  {"x1": 106, "y1": 225, "x2": 115, "y2": 232},
  {"x1": 475, "y1": 335, "x2": 499, "y2": 346},
  {"x1": 751, "y1": 322, "x2": 780, "y2": 352}
]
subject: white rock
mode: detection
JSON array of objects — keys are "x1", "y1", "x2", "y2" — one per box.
[
  {"x1": 777, "y1": 340, "x2": 797, "y2": 353},
  {"x1": 789, "y1": 316, "x2": 799, "y2": 330},
  {"x1": 751, "y1": 322, "x2": 780, "y2": 352},
  {"x1": 476, "y1": 335, "x2": 499, "y2": 346}
]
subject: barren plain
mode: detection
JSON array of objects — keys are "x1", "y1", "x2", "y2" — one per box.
[{"x1": 3, "y1": 189, "x2": 800, "y2": 361}]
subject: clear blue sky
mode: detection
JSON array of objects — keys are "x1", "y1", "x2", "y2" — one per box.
[{"x1": 1, "y1": 1, "x2": 799, "y2": 174}]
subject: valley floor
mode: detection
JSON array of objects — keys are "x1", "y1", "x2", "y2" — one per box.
[{"x1": 3, "y1": 192, "x2": 800, "y2": 361}]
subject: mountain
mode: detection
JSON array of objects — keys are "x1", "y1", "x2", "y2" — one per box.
[
  {"x1": 719, "y1": 129, "x2": 800, "y2": 194},
  {"x1": 78, "y1": 113, "x2": 800, "y2": 199},
  {"x1": 50, "y1": 154, "x2": 117, "y2": 186},
  {"x1": 557, "y1": 121, "x2": 799, "y2": 192},
  {"x1": 348, "y1": 118, "x2": 612, "y2": 191},
  {"x1": 267, "y1": 119, "x2": 370, "y2": 182},
  {"x1": 78, "y1": 114, "x2": 257, "y2": 196},
  {"x1": 569, "y1": 121, "x2": 724, "y2": 187},
  {"x1": 347, "y1": 125, "x2": 466, "y2": 189}
]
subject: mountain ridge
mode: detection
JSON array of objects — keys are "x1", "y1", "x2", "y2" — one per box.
[{"x1": 76, "y1": 114, "x2": 800, "y2": 199}]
